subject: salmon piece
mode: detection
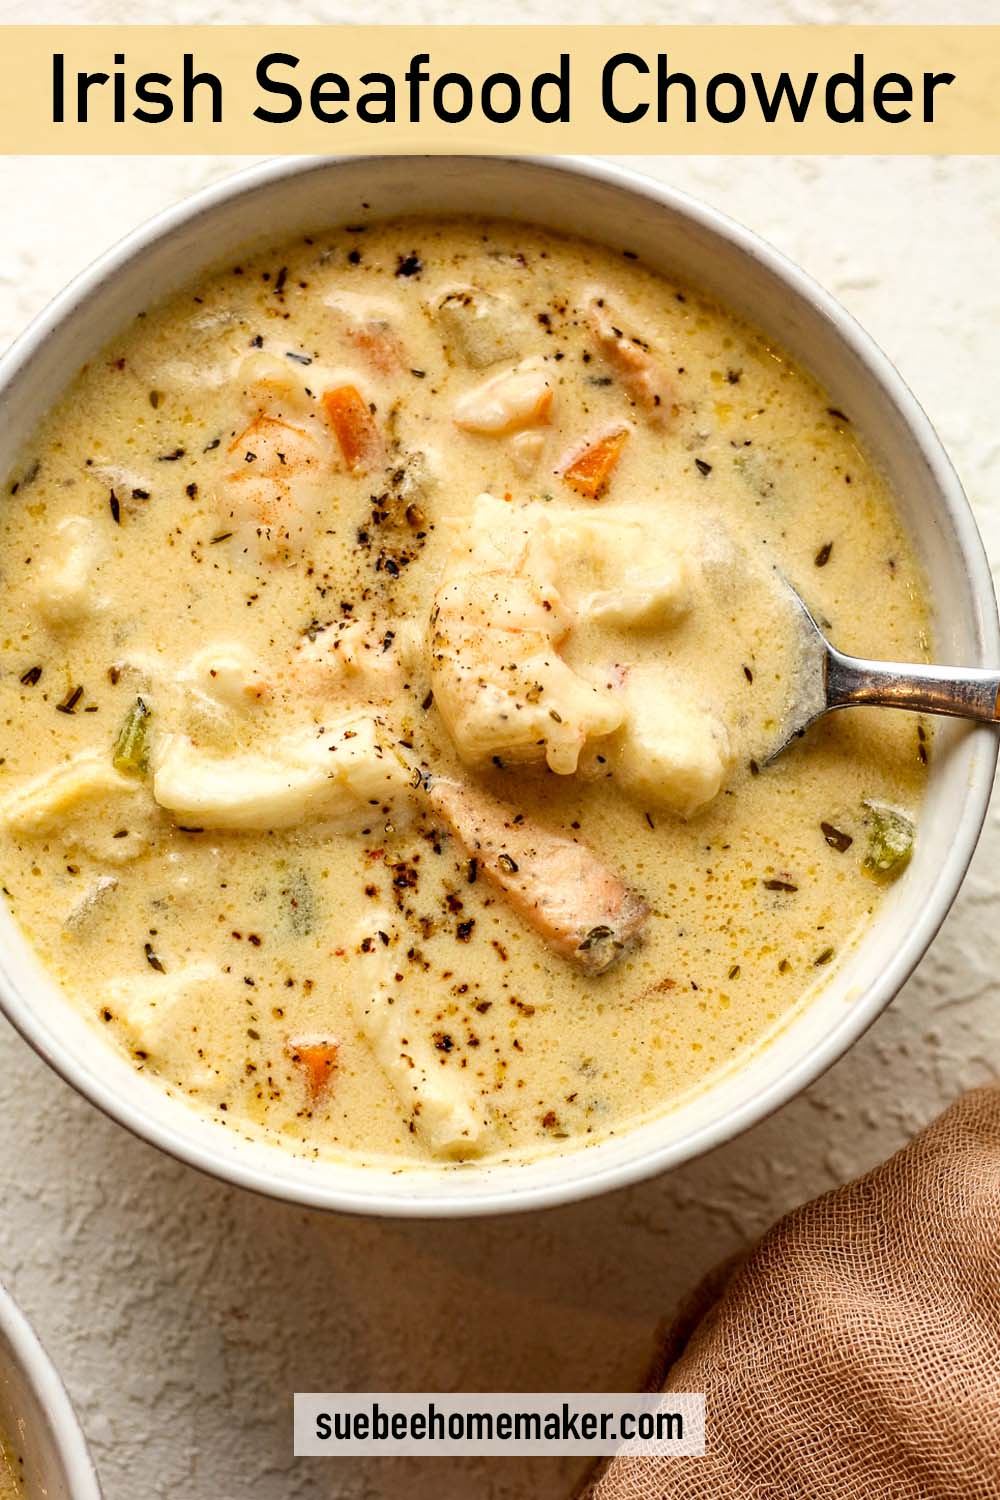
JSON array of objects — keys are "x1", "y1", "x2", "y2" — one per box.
[
  {"x1": 322, "y1": 384, "x2": 383, "y2": 473},
  {"x1": 559, "y1": 424, "x2": 630, "y2": 498},
  {"x1": 287, "y1": 1036, "x2": 339, "y2": 1103},
  {"x1": 586, "y1": 294, "x2": 674, "y2": 426},
  {"x1": 428, "y1": 779, "x2": 650, "y2": 975}
]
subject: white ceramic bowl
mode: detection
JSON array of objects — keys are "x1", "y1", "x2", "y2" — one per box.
[
  {"x1": 0, "y1": 156, "x2": 995, "y2": 1217},
  {"x1": 0, "y1": 1285, "x2": 101, "y2": 1498}
]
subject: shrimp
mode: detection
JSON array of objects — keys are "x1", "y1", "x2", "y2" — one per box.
[
  {"x1": 428, "y1": 778, "x2": 650, "y2": 975},
  {"x1": 429, "y1": 493, "x2": 622, "y2": 775},
  {"x1": 222, "y1": 412, "x2": 330, "y2": 561},
  {"x1": 453, "y1": 359, "x2": 553, "y2": 435},
  {"x1": 586, "y1": 292, "x2": 674, "y2": 426}
]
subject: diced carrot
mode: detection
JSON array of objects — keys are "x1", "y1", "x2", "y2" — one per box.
[
  {"x1": 559, "y1": 425, "x2": 630, "y2": 499},
  {"x1": 287, "y1": 1036, "x2": 339, "y2": 1104},
  {"x1": 322, "y1": 385, "x2": 383, "y2": 473}
]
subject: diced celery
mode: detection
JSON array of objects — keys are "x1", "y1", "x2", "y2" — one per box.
[
  {"x1": 112, "y1": 697, "x2": 151, "y2": 776},
  {"x1": 862, "y1": 800, "x2": 914, "y2": 880}
]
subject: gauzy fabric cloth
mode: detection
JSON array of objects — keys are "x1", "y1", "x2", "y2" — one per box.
[{"x1": 587, "y1": 1087, "x2": 1000, "y2": 1500}]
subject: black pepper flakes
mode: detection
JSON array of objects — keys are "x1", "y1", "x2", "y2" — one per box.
[
  {"x1": 144, "y1": 942, "x2": 165, "y2": 973},
  {"x1": 56, "y1": 685, "x2": 84, "y2": 715}
]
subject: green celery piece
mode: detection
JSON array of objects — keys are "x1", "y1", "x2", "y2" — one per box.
[
  {"x1": 862, "y1": 800, "x2": 914, "y2": 881},
  {"x1": 112, "y1": 697, "x2": 151, "y2": 776}
]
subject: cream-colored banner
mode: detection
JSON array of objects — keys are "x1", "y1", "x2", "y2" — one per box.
[{"x1": 0, "y1": 26, "x2": 996, "y2": 154}]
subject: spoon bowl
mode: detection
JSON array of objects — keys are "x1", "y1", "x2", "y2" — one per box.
[{"x1": 767, "y1": 573, "x2": 1000, "y2": 765}]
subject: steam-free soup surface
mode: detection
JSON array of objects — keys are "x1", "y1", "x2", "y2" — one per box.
[{"x1": 0, "y1": 216, "x2": 927, "y2": 1167}]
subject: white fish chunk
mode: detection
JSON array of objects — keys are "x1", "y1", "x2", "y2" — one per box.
[
  {"x1": 2, "y1": 749, "x2": 138, "y2": 834},
  {"x1": 354, "y1": 914, "x2": 492, "y2": 1159},
  {"x1": 152, "y1": 716, "x2": 410, "y2": 832}
]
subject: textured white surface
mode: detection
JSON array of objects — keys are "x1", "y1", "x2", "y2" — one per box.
[{"x1": 2, "y1": 4, "x2": 1000, "y2": 1498}]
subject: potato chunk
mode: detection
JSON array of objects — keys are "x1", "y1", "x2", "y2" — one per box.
[
  {"x1": 547, "y1": 508, "x2": 692, "y2": 629},
  {"x1": 32, "y1": 515, "x2": 102, "y2": 629},
  {"x1": 105, "y1": 963, "x2": 234, "y2": 1096},
  {"x1": 432, "y1": 284, "x2": 527, "y2": 369},
  {"x1": 615, "y1": 666, "x2": 732, "y2": 818}
]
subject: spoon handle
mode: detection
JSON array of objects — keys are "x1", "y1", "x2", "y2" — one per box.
[{"x1": 826, "y1": 650, "x2": 1000, "y2": 723}]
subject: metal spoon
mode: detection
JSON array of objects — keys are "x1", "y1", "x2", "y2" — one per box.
[{"x1": 767, "y1": 576, "x2": 1000, "y2": 764}]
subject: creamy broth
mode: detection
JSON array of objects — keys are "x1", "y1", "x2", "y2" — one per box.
[
  {"x1": 0, "y1": 216, "x2": 928, "y2": 1168},
  {"x1": 0, "y1": 1432, "x2": 24, "y2": 1499}
]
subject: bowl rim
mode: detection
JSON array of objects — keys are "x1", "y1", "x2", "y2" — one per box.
[
  {"x1": 0, "y1": 152, "x2": 996, "y2": 1219},
  {"x1": 0, "y1": 1283, "x2": 102, "y2": 1498}
]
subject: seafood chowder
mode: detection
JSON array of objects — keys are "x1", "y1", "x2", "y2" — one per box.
[{"x1": 0, "y1": 217, "x2": 927, "y2": 1169}]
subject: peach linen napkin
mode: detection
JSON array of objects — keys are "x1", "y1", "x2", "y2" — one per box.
[{"x1": 585, "y1": 1087, "x2": 1000, "y2": 1500}]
